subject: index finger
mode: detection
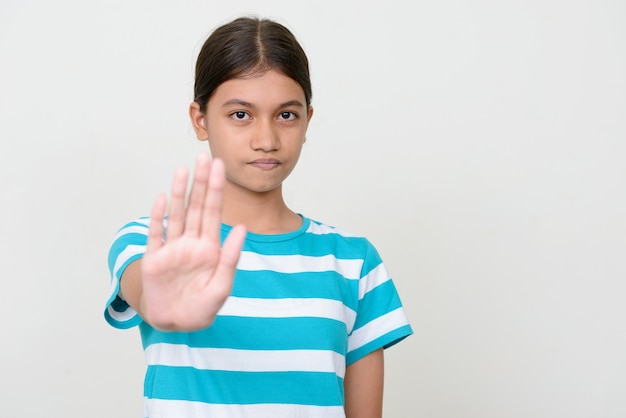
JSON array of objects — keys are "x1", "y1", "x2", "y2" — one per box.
[{"x1": 146, "y1": 194, "x2": 166, "y2": 254}]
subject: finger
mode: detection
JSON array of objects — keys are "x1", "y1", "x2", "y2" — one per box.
[
  {"x1": 201, "y1": 158, "x2": 226, "y2": 243},
  {"x1": 185, "y1": 153, "x2": 212, "y2": 237},
  {"x1": 221, "y1": 224, "x2": 247, "y2": 262},
  {"x1": 210, "y1": 224, "x2": 246, "y2": 296},
  {"x1": 165, "y1": 166, "x2": 189, "y2": 241},
  {"x1": 147, "y1": 194, "x2": 167, "y2": 254}
]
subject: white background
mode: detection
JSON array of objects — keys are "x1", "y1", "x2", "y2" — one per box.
[{"x1": 1, "y1": 0, "x2": 625, "y2": 417}]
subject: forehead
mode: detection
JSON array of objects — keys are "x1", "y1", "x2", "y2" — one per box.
[{"x1": 211, "y1": 69, "x2": 306, "y2": 107}]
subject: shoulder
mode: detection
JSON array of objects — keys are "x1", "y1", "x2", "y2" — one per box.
[
  {"x1": 107, "y1": 217, "x2": 152, "y2": 266},
  {"x1": 302, "y1": 217, "x2": 382, "y2": 263},
  {"x1": 304, "y1": 217, "x2": 364, "y2": 239},
  {"x1": 113, "y1": 216, "x2": 152, "y2": 238},
  {"x1": 303, "y1": 217, "x2": 369, "y2": 245}
]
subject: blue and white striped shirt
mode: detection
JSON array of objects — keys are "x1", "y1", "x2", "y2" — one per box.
[{"x1": 106, "y1": 216, "x2": 412, "y2": 417}]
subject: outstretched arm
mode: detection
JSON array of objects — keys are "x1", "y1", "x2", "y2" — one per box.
[
  {"x1": 119, "y1": 153, "x2": 246, "y2": 331},
  {"x1": 344, "y1": 348, "x2": 384, "y2": 418}
]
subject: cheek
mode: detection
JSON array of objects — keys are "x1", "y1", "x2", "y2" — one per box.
[{"x1": 207, "y1": 136, "x2": 243, "y2": 162}]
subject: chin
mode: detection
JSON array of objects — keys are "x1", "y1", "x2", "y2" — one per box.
[
  {"x1": 251, "y1": 185, "x2": 282, "y2": 194},
  {"x1": 232, "y1": 182, "x2": 282, "y2": 195}
]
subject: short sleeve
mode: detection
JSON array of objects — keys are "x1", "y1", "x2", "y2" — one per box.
[
  {"x1": 104, "y1": 217, "x2": 151, "y2": 329},
  {"x1": 346, "y1": 240, "x2": 413, "y2": 365}
]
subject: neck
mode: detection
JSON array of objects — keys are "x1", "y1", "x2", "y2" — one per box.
[{"x1": 221, "y1": 183, "x2": 302, "y2": 234}]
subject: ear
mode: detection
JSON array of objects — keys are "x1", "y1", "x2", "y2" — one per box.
[
  {"x1": 303, "y1": 106, "x2": 314, "y2": 143},
  {"x1": 189, "y1": 102, "x2": 209, "y2": 141},
  {"x1": 306, "y1": 105, "x2": 314, "y2": 124}
]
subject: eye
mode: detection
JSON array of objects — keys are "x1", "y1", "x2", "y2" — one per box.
[
  {"x1": 230, "y1": 111, "x2": 250, "y2": 121},
  {"x1": 278, "y1": 111, "x2": 297, "y2": 121}
]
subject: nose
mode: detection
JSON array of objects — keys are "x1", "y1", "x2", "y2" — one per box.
[{"x1": 250, "y1": 118, "x2": 280, "y2": 152}]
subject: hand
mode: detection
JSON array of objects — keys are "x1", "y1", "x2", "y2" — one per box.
[{"x1": 139, "y1": 153, "x2": 246, "y2": 331}]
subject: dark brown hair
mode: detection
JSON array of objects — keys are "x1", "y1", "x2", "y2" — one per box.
[{"x1": 193, "y1": 16, "x2": 312, "y2": 113}]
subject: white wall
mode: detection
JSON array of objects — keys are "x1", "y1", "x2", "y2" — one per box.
[{"x1": 1, "y1": 0, "x2": 625, "y2": 417}]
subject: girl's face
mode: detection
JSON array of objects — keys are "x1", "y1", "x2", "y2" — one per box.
[{"x1": 190, "y1": 69, "x2": 313, "y2": 197}]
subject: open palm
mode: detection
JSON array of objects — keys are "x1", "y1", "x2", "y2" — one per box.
[{"x1": 139, "y1": 153, "x2": 246, "y2": 331}]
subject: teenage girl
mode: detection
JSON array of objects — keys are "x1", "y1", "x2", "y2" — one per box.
[{"x1": 106, "y1": 16, "x2": 412, "y2": 418}]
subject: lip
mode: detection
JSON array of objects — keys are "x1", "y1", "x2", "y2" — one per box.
[{"x1": 248, "y1": 158, "x2": 281, "y2": 170}]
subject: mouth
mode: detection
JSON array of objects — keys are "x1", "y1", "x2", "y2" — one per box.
[{"x1": 248, "y1": 159, "x2": 281, "y2": 170}]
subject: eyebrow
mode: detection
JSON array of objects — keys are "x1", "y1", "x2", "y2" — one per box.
[{"x1": 222, "y1": 99, "x2": 305, "y2": 109}]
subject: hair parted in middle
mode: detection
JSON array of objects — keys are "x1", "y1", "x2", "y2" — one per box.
[{"x1": 193, "y1": 16, "x2": 312, "y2": 113}]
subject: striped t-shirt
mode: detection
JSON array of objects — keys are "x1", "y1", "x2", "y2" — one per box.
[{"x1": 105, "y1": 215, "x2": 412, "y2": 418}]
